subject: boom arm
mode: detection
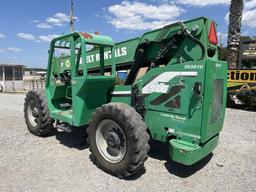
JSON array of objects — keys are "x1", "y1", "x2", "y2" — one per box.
[{"x1": 84, "y1": 18, "x2": 210, "y2": 75}]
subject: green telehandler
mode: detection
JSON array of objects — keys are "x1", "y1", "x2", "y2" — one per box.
[{"x1": 24, "y1": 17, "x2": 227, "y2": 178}]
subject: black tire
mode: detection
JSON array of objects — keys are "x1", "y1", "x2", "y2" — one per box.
[
  {"x1": 24, "y1": 90, "x2": 53, "y2": 136},
  {"x1": 87, "y1": 103, "x2": 150, "y2": 178}
]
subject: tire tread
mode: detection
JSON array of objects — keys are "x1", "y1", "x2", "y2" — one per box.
[{"x1": 87, "y1": 102, "x2": 150, "y2": 178}]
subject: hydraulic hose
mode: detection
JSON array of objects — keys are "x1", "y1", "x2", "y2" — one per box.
[{"x1": 178, "y1": 22, "x2": 206, "y2": 61}]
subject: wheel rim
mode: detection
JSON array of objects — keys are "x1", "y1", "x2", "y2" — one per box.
[
  {"x1": 27, "y1": 100, "x2": 39, "y2": 127},
  {"x1": 95, "y1": 119, "x2": 127, "y2": 163}
]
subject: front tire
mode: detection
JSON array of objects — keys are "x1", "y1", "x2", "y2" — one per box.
[
  {"x1": 87, "y1": 103, "x2": 150, "y2": 178},
  {"x1": 24, "y1": 90, "x2": 53, "y2": 136}
]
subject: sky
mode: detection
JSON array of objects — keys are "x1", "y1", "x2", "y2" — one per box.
[{"x1": 0, "y1": 0, "x2": 255, "y2": 68}]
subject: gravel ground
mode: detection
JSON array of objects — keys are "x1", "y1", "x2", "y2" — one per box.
[{"x1": 0, "y1": 93, "x2": 255, "y2": 192}]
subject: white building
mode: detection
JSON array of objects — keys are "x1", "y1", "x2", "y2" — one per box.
[{"x1": 0, "y1": 64, "x2": 24, "y2": 92}]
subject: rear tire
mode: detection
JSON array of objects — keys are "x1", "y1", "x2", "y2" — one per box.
[
  {"x1": 24, "y1": 90, "x2": 53, "y2": 136},
  {"x1": 87, "y1": 103, "x2": 150, "y2": 178}
]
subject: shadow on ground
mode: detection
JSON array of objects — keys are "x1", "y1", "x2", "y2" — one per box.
[
  {"x1": 47, "y1": 126, "x2": 88, "y2": 150},
  {"x1": 226, "y1": 105, "x2": 256, "y2": 112},
  {"x1": 149, "y1": 140, "x2": 212, "y2": 178},
  {"x1": 45, "y1": 127, "x2": 212, "y2": 179}
]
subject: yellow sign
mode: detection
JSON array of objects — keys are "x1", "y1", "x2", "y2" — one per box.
[{"x1": 228, "y1": 70, "x2": 256, "y2": 83}]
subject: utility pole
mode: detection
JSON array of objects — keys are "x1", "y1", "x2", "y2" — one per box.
[
  {"x1": 70, "y1": 0, "x2": 74, "y2": 32},
  {"x1": 219, "y1": 33, "x2": 222, "y2": 48}
]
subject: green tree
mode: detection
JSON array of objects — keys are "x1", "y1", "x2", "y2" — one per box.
[{"x1": 218, "y1": 47, "x2": 228, "y2": 61}]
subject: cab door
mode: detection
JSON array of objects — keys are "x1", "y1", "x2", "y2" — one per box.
[
  {"x1": 201, "y1": 59, "x2": 227, "y2": 142},
  {"x1": 71, "y1": 39, "x2": 116, "y2": 126}
]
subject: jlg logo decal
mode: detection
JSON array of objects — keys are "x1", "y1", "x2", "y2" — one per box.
[
  {"x1": 112, "y1": 71, "x2": 198, "y2": 95},
  {"x1": 142, "y1": 71, "x2": 198, "y2": 94}
]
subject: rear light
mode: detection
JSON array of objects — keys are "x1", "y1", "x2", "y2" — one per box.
[{"x1": 208, "y1": 22, "x2": 218, "y2": 46}]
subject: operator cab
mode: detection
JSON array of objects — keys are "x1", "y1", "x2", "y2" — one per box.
[{"x1": 46, "y1": 32, "x2": 116, "y2": 124}]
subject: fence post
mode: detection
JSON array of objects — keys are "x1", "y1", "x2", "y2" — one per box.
[
  {"x1": 36, "y1": 80, "x2": 39, "y2": 89},
  {"x1": 32, "y1": 79, "x2": 35, "y2": 90}
]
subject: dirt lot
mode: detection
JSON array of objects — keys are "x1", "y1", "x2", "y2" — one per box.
[{"x1": 0, "y1": 93, "x2": 255, "y2": 192}]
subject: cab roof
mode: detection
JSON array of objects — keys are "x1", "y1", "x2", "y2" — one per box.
[{"x1": 51, "y1": 32, "x2": 114, "y2": 47}]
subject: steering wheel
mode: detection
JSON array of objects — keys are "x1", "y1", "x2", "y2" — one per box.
[{"x1": 62, "y1": 69, "x2": 71, "y2": 84}]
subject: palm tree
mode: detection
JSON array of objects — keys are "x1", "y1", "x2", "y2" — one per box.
[{"x1": 227, "y1": 0, "x2": 244, "y2": 69}]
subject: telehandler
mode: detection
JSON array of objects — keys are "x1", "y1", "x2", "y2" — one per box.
[{"x1": 24, "y1": 17, "x2": 227, "y2": 178}]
